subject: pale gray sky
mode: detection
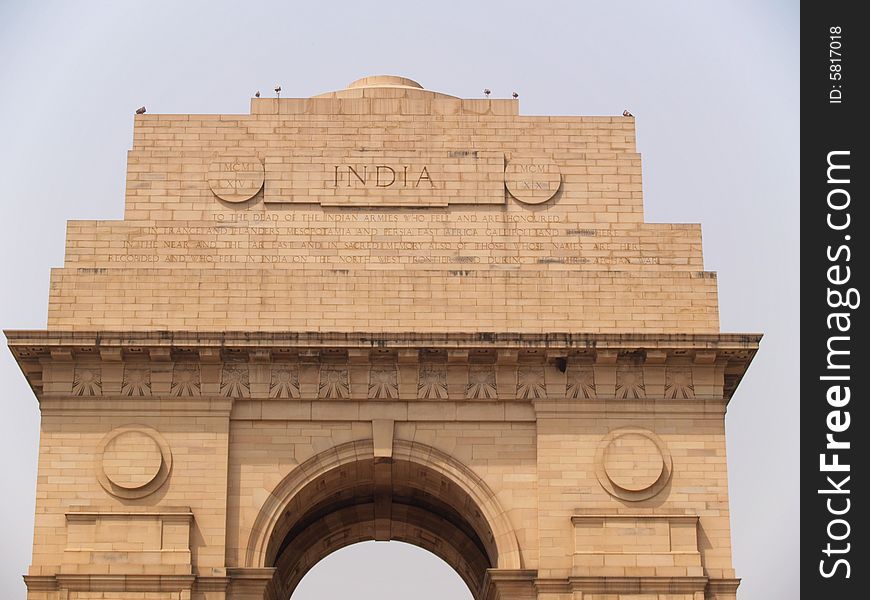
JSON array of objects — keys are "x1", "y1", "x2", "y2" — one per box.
[{"x1": 0, "y1": 1, "x2": 798, "y2": 598}]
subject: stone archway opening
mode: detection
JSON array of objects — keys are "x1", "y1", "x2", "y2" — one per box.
[
  {"x1": 290, "y1": 540, "x2": 473, "y2": 600},
  {"x1": 261, "y1": 454, "x2": 500, "y2": 600}
]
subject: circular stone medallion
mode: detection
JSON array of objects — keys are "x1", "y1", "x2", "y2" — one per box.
[
  {"x1": 102, "y1": 430, "x2": 163, "y2": 489},
  {"x1": 207, "y1": 153, "x2": 265, "y2": 202},
  {"x1": 505, "y1": 155, "x2": 561, "y2": 204},
  {"x1": 595, "y1": 427, "x2": 673, "y2": 501},
  {"x1": 97, "y1": 425, "x2": 172, "y2": 499},
  {"x1": 603, "y1": 432, "x2": 664, "y2": 492}
]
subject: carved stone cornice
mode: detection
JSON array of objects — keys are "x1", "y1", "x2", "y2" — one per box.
[
  {"x1": 5, "y1": 330, "x2": 761, "y2": 401},
  {"x1": 22, "y1": 575, "x2": 58, "y2": 591},
  {"x1": 707, "y1": 577, "x2": 741, "y2": 594},
  {"x1": 481, "y1": 569, "x2": 538, "y2": 600}
]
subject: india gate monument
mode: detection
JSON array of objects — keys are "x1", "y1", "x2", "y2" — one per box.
[{"x1": 7, "y1": 75, "x2": 759, "y2": 600}]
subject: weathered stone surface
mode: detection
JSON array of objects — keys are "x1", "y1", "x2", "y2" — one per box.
[{"x1": 7, "y1": 75, "x2": 758, "y2": 600}]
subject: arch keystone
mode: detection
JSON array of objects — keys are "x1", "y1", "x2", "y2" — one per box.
[{"x1": 372, "y1": 419, "x2": 395, "y2": 458}]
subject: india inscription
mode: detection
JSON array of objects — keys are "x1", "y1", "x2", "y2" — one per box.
[
  {"x1": 332, "y1": 164, "x2": 435, "y2": 188},
  {"x1": 263, "y1": 150, "x2": 504, "y2": 206},
  {"x1": 7, "y1": 75, "x2": 759, "y2": 600}
]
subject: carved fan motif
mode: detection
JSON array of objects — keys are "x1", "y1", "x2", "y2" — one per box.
[
  {"x1": 466, "y1": 365, "x2": 497, "y2": 399},
  {"x1": 418, "y1": 363, "x2": 448, "y2": 399},
  {"x1": 270, "y1": 363, "x2": 300, "y2": 398},
  {"x1": 221, "y1": 365, "x2": 250, "y2": 398},
  {"x1": 566, "y1": 365, "x2": 596, "y2": 399},
  {"x1": 665, "y1": 368, "x2": 695, "y2": 399},
  {"x1": 121, "y1": 366, "x2": 151, "y2": 396},
  {"x1": 319, "y1": 365, "x2": 349, "y2": 399},
  {"x1": 72, "y1": 367, "x2": 102, "y2": 396},
  {"x1": 171, "y1": 364, "x2": 201, "y2": 397},
  {"x1": 615, "y1": 367, "x2": 645, "y2": 399},
  {"x1": 369, "y1": 365, "x2": 398, "y2": 399},
  {"x1": 517, "y1": 366, "x2": 546, "y2": 399}
]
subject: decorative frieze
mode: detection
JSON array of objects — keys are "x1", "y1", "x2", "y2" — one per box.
[
  {"x1": 171, "y1": 364, "x2": 201, "y2": 397},
  {"x1": 121, "y1": 365, "x2": 151, "y2": 396},
  {"x1": 221, "y1": 365, "x2": 251, "y2": 398},
  {"x1": 368, "y1": 364, "x2": 398, "y2": 399},
  {"x1": 516, "y1": 365, "x2": 546, "y2": 400},
  {"x1": 665, "y1": 367, "x2": 695, "y2": 399},
  {"x1": 270, "y1": 362, "x2": 300, "y2": 398},
  {"x1": 6, "y1": 333, "x2": 760, "y2": 402},
  {"x1": 418, "y1": 362, "x2": 448, "y2": 399},
  {"x1": 615, "y1": 366, "x2": 646, "y2": 399},
  {"x1": 466, "y1": 365, "x2": 497, "y2": 399},
  {"x1": 318, "y1": 364, "x2": 349, "y2": 399},
  {"x1": 72, "y1": 366, "x2": 101, "y2": 396},
  {"x1": 566, "y1": 364, "x2": 596, "y2": 399}
]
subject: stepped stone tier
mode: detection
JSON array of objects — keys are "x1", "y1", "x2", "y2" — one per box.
[{"x1": 6, "y1": 75, "x2": 759, "y2": 600}]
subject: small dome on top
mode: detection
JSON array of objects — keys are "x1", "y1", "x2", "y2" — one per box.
[
  {"x1": 312, "y1": 75, "x2": 457, "y2": 100},
  {"x1": 346, "y1": 75, "x2": 424, "y2": 90}
]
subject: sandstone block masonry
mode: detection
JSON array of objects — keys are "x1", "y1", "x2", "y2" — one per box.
[
  {"x1": 50, "y1": 74, "x2": 715, "y2": 333},
  {"x1": 7, "y1": 75, "x2": 759, "y2": 600}
]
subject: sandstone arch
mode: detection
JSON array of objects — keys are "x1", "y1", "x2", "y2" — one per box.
[
  {"x1": 10, "y1": 73, "x2": 759, "y2": 600},
  {"x1": 245, "y1": 439, "x2": 523, "y2": 599}
]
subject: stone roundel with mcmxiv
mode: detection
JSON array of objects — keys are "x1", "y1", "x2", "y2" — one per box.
[
  {"x1": 207, "y1": 152, "x2": 265, "y2": 202},
  {"x1": 97, "y1": 425, "x2": 172, "y2": 499},
  {"x1": 595, "y1": 427, "x2": 672, "y2": 501},
  {"x1": 505, "y1": 155, "x2": 561, "y2": 204}
]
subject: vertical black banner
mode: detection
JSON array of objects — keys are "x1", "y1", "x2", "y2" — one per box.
[{"x1": 802, "y1": 3, "x2": 867, "y2": 598}]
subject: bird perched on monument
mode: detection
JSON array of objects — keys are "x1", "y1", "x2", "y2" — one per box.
[
  {"x1": 623, "y1": 109, "x2": 634, "y2": 117},
  {"x1": 512, "y1": 92, "x2": 519, "y2": 99},
  {"x1": 135, "y1": 106, "x2": 146, "y2": 115},
  {"x1": 255, "y1": 91, "x2": 260, "y2": 98},
  {"x1": 483, "y1": 89, "x2": 491, "y2": 97},
  {"x1": 274, "y1": 85, "x2": 282, "y2": 98}
]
